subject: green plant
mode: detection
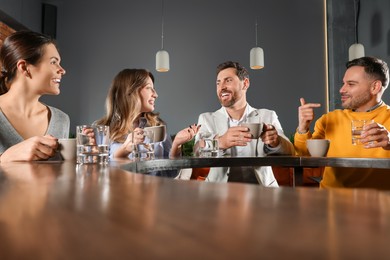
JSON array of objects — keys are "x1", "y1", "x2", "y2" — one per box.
[
  {"x1": 182, "y1": 138, "x2": 195, "y2": 157},
  {"x1": 289, "y1": 133, "x2": 295, "y2": 143}
]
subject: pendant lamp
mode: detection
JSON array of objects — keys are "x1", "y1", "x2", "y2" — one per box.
[
  {"x1": 349, "y1": 0, "x2": 364, "y2": 61},
  {"x1": 250, "y1": 20, "x2": 264, "y2": 70},
  {"x1": 156, "y1": 0, "x2": 170, "y2": 72}
]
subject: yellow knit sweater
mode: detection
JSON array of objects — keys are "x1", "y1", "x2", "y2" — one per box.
[{"x1": 294, "y1": 104, "x2": 390, "y2": 190}]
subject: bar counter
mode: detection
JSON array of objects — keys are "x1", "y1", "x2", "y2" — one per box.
[
  {"x1": 122, "y1": 155, "x2": 390, "y2": 172},
  {"x1": 120, "y1": 156, "x2": 390, "y2": 186},
  {"x1": 1, "y1": 160, "x2": 390, "y2": 259}
]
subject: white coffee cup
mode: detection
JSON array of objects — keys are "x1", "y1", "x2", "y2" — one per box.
[
  {"x1": 306, "y1": 139, "x2": 330, "y2": 157},
  {"x1": 143, "y1": 125, "x2": 166, "y2": 143},
  {"x1": 58, "y1": 138, "x2": 77, "y2": 160},
  {"x1": 241, "y1": 123, "x2": 263, "y2": 139}
]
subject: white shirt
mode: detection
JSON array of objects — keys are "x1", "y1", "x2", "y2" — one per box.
[{"x1": 222, "y1": 104, "x2": 256, "y2": 157}]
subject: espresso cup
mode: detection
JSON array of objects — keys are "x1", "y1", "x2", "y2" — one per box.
[
  {"x1": 241, "y1": 123, "x2": 263, "y2": 139},
  {"x1": 143, "y1": 125, "x2": 166, "y2": 143},
  {"x1": 306, "y1": 139, "x2": 330, "y2": 157}
]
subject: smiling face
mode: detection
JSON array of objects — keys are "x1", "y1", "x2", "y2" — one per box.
[
  {"x1": 27, "y1": 43, "x2": 66, "y2": 95},
  {"x1": 216, "y1": 67, "x2": 248, "y2": 108},
  {"x1": 139, "y1": 76, "x2": 158, "y2": 113},
  {"x1": 340, "y1": 66, "x2": 379, "y2": 111}
]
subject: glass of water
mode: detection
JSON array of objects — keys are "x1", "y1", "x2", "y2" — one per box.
[
  {"x1": 76, "y1": 125, "x2": 110, "y2": 164},
  {"x1": 351, "y1": 119, "x2": 374, "y2": 145},
  {"x1": 199, "y1": 131, "x2": 219, "y2": 157},
  {"x1": 142, "y1": 129, "x2": 155, "y2": 160}
]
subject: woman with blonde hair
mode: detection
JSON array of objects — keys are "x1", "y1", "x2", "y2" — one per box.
[{"x1": 96, "y1": 68, "x2": 198, "y2": 161}]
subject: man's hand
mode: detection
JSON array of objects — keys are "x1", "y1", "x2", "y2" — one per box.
[
  {"x1": 361, "y1": 122, "x2": 390, "y2": 150},
  {"x1": 218, "y1": 126, "x2": 252, "y2": 150},
  {"x1": 261, "y1": 124, "x2": 280, "y2": 148},
  {"x1": 298, "y1": 97, "x2": 321, "y2": 133}
]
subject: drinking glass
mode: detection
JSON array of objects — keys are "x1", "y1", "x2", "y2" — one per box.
[
  {"x1": 76, "y1": 125, "x2": 110, "y2": 164},
  {"x1": 131, "y1": 131, "x2": 141, "y2": 160},
  {"x1": 142, "y1": 129, "x2": 155, "y2": 160},
  {"x1": 199, "y1": 131, "x2": 219, "y2": 157},
  {"x1": 351, "y1": 120, "x2": 373, "y2": 145}
]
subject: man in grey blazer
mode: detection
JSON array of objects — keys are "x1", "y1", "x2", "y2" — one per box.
[{"x1": 194, "y1": 61, "x2": 294, "y2": 186}]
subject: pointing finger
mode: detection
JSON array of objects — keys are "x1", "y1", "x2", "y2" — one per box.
[
  {"x1": 300, "y1": 97, "x2": 321, "y2": 108},
  {"x1": 300, "y1": 97, "x2": 306, "y2": 106}
]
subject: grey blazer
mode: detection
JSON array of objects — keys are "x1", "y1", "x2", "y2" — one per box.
[{"x1": 195, "y1": 105, "x2": 294, "y2": 186}]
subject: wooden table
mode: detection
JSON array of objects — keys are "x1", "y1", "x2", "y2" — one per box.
[{"x1": 1, "y1": 160, "x2": 390, "y2": 259}]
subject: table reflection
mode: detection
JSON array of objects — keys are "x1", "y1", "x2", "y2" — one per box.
[{"x1": 0, "y1": 162, "x2": 62, "y2": 256}]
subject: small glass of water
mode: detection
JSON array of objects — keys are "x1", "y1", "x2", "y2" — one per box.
[
  {"x1": 351, "y1": 119, "x2": 374, "y2": 145},
  {"x1": 142, "y1": 129, "x2": 155, "y2": 160},
  {"x1": 199, "y1": 131, "x2": 219, "y2": 157},
  {"x1": 130, "y1": 131, "x2": 141, "y2": 160},
  {"x1": 76, "y1": 125, "x2": 110, "y2": 164}
]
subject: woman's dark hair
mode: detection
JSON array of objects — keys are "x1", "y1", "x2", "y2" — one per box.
[{"x1": 0, "y1": 30, "x2": 56, "y2": 94}]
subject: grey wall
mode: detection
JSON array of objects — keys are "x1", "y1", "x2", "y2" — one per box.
[
  {"x1": 327, "y1": 0, "x2": 390, "y2": 110},
  {"x1": 1, "y1": 0, "x2": 335, "y2": 138},
  {"x1": 0, "y1": 0, "x2": 41, "y2": 31},
  {"x1": 2, "y1": 0, "x2": 389, "y2": 138}
]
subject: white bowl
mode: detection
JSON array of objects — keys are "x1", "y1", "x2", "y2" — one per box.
[{"x1": 306, "y1": 139, "x2": 330, "y2": 157}]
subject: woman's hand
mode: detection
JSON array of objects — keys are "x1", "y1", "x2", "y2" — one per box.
[
  {"x1": 119, "y1": 128, "x2": 145, "y2": 155},
  {"x1": 0, "y1": 135, "x2": 58, "y2": 163},
  {"x1": 174, "y1": 124, "x2": 200, "y2": 146},
  {"x1": 170, "y1": 124, "x2": 200, "y2": 158}
]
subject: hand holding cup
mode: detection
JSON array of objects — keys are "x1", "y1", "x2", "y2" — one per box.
[
  {"x1": 260, "y1": 124, "x2": 280, "y2": 147},
  {"x1": 240, "y1": 123, "x2": 262, "y2": 139},
  {"x1": 215, "y1": 126, "x2": 251, "y2": 150}
]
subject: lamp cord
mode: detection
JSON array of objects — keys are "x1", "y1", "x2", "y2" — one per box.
[
  {"x1": 161, "y1": 0, "x2": 165, "y2": 50},
  {"x1": 354, "y1": 0, "x2": 360, "y2": 43},
  {"x1": 255, "y1": 19, "x2": 258, "y2": 47}
]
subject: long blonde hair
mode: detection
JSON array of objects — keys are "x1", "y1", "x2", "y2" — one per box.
[{"x1": 96, "y1": 69, "x2": 163, "y2": 142}]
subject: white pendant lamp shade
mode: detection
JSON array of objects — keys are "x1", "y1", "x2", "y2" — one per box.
[
  {"x1": 156, "y1": 0, "x2": 170, "y2": 72},
  {"x1": 348, "y1": 43, "x2": 365, "y2": 61},
  {"x1": 156, "y1": 50, "x2": 170, "y2": 72},
  {"x1": 250, "y1": 47, "x2": 264, "y2": 69},
  {"x1": 250, "y1": 19, "x2": 264, "y2": 70}
]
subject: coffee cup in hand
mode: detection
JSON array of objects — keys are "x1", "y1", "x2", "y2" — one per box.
[
  {"x1": 58, "y1": 138, "x2": 77, "y2": 160},
  {"x1": 240, "y1": 123, "x2": 263, "y2": 139}
]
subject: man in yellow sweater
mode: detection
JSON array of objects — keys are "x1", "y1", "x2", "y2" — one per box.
[{"x1": 294, "y1": 57, "x2": 390, "y2": 189}]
